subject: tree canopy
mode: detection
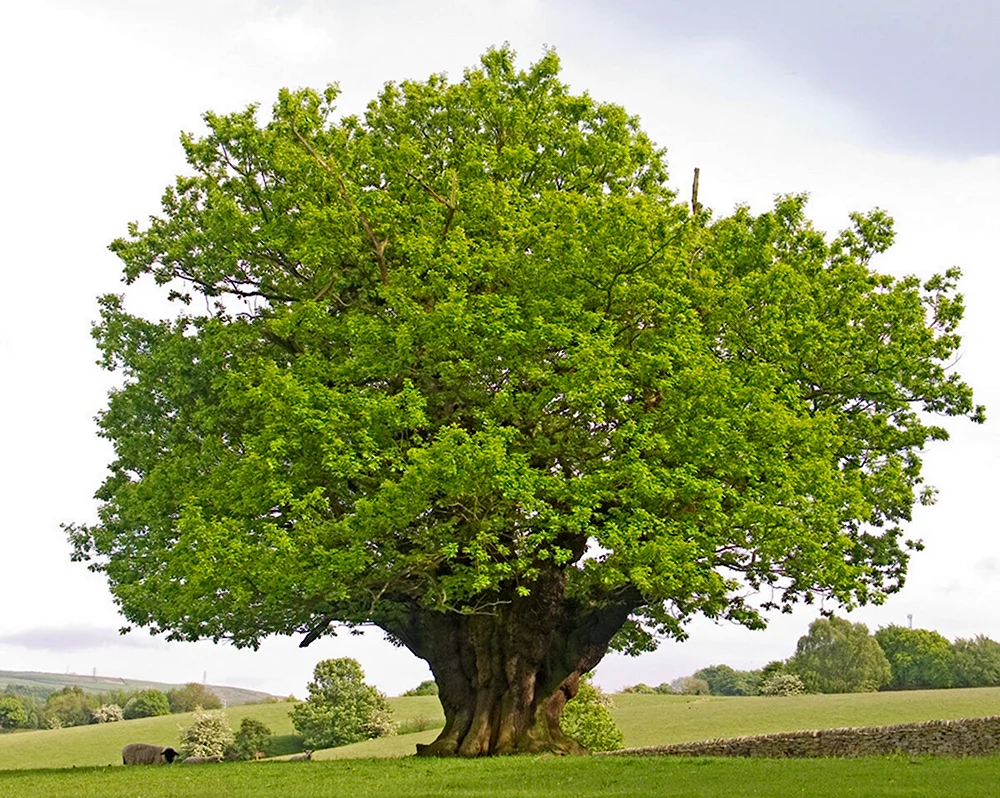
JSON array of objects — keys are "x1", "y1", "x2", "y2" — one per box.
[
  {"x1": 874, "y1": 625, "x2": 955, "y2": 690},
  {"x1": 788, "y1": 615, "x2": 892, "y2": 693},
  {"x1": 67, "y1": 47, "x2": 983, "y2": 755}
]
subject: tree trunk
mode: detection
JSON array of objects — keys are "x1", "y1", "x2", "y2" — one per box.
[{"x1": 387, "y1": 576, "x2": 635, "y2": 757}]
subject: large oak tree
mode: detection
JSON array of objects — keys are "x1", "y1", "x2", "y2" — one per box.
[{"x1": 68, "y1": 48, "x2": 983, "y2": 756}]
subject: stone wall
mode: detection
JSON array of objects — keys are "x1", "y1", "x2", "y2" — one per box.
[{"x1": 607, "y1": 716, "x2": 1000, "y2": 758}]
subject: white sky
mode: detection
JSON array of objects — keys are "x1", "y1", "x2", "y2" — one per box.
[{"x1": 1, "y1": 0, "x2": 997, "y2": 699}]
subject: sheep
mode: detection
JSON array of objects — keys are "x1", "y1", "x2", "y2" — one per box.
[
  {"x1": 121, "y1": 743, "x2": 179, "y2": 765},
  {"x1": 288, "y1": 750, "x2": 313, "y2": 760},
  {"x1": 182, "y1": 755, "x2": 222, "y2": 764}
]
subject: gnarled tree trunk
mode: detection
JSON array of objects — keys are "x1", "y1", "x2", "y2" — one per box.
[{"x1": 387, "y1": 575, "x2": 636, "y2": 756}]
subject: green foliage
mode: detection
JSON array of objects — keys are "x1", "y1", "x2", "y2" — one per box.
[
  {"x1": 122, "y1": 689, "x2": 171, "y2": 720},
  {"x1": 875, "y1": 625, "x2": 954, "y2": 690},
  {"x1": 788, "y1": 616, "x2": 891, "y2": 693},
  {"x1": 619, "y1": 683, "x2": 657, "y2": 694},
  {"x1": 951, "y1": 636, "x2": 1000, "y2": 688},
  {"x1": 91, "y1": 704, "x2": 124, "y2": 723},
  {"x1": 233, "y1": 717, "x2": 273, "y2": 760},
  {"x1": 693, "y1": 664, "x2": 762, "y2": 696},
  {"x1": 289, "y1": 659, "x2": 395, "y2": 749},
  {"x1": 654, "y1": 683, "x2": 673, "y2": 695},
  {"x1": 67, "y1": 48, "x2": 982, "y2": 724},
  {"x1": 0, "y1": 695, "x2": 28, "y2": 730},
  {"x1": 670, "y1": 677, "x2": 711, "y2": 695},
  {"x1": 179, "y1": 708, "x2": 236, "y2": 758},
  {"x1": 560, "y1": 678, "x2": 623, "y2": 752},
  {"x1": 759, "y1": 674, "x2": 806, "y2": 696},
  {"x1": 401, "y1": 680, "x2": 438, "y2": 697},
  {"x1": 168, "y1": 682, "x2": 224, "y2": 713},
  {"x1": 44, "y1": 687, "x2": 99, "y2": 728}
]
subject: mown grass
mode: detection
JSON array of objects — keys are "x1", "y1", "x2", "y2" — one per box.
[
  {"x1": 611, "y1": 687, "x2": 1000, "y2": 749},
  {"x1": 3, "y1": 688, "x2": 1000, "y2": 772},
  {"x1": 3, "y1": 755, "x2": 1000, "y2": 798}
]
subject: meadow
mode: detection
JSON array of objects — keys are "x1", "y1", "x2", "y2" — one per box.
[{"x1": 3, "y1": 688, "x2": 1000, "y2": 796}]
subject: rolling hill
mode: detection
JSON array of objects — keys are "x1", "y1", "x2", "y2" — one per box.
[{"x1": 0, "y1": 669, "x2": 277, "y2": 707}]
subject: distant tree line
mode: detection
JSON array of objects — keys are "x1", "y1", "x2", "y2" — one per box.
[
  {"x1": 617, "y1": 616, "x2": 1000, "y2": 697},
  {"x1": 0, "y1": 681, "x2": 229, "y2": 731}
]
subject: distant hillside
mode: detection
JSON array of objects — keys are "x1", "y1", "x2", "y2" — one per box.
[{"x1": 0, "y1": 669, "x2": 277, "y2": 707}]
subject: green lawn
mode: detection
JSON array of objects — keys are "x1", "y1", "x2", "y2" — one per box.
[
  {"x1": 2, "y1": 756, "x2": 1000, "y2": 798},
  {"x1": 611, "y1": 687, "x2": 1000, "y2": 749},
  {"x1": 3, "y1": 688, "x2": 1000, "y2": 772},
  {"x1": 0, "y1": 695, "x2": 443, "y2": 770}
]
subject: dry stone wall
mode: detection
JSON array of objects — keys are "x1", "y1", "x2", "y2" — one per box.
[{"x1": 608, "y1": 716, "x2": 1000, "y2": 758}]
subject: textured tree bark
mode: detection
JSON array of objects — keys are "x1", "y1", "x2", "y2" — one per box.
[{"x1": 387, "y1": 575, "x2": 636, "y2": 757}]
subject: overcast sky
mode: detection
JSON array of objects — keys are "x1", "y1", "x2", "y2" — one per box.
[{"x1": 1, "y1": 0, "x2": 997, "y2": 699}]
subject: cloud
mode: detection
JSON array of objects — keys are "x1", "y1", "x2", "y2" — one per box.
[{"x1": 0, "y1": 627, "x2": 165, "y2": 653}]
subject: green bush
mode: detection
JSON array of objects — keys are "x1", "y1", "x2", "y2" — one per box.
[
  {"x1": 402, "y1": 680, "x2": 439, "y2": 697},
  {"x1": 759, "y1": 673, "x2": 806, "y2": 696},
  {"x1": 289, "y1": 658, "x2": 395, "y2": 749},
  {"x1": 123, "y1": 689, "x2": 171, "y2": 720},
  {"x1": 91, "y1": 704, "x2": 124, "y2": 723},
  {"x1": 560, "y1": 678, "x2": 623, "y2": 752},
  {"x1": 233, "y1": 717, "x2": 273, "y2": 760},
  {"x1": 179, "y1": 708, "x2": 235, "y2": 758},
  {"x1": 619, "y1": 683, "x2": 656, "y2": 694},
  {"x1": 0, "y1": 695, "x2": 28, "y2": 730}
]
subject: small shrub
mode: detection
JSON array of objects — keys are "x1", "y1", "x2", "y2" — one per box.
[
  {"x1": 91, "y1": 704, "x2": 124, "y2": 723},
  {"x1": 233, "y1": 717, "x2": 273, "y2": 760},
  {"x1": 402, "y1": 680, "x2": 439, "y2": 697},
  {"x1": 655, "y1": 683, "x2": 673, "y2": 694},
  {"x1": 179, "y1": 708, "x2": 235, "y2": 758},
  {"x1": 560, "y1": 677, "x2": 624, "y2": 752},
  {"x1": 760, "y1": 673, "x2": 806, "y2": 696}
]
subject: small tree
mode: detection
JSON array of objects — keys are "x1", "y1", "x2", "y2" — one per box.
[
  {"x1": 290, "y1": 658, "x2": 394, "y2": 749},
  {"x1": 0, "y1": 695, "x2": 28, "y2": 730},
  {"x1": 788, "y1": 616, "x2": 891, "y2": 693},
  {"x1": 123, "y1": 689, "x2": 171, "y2": 719},
  {"x1": 168, "y1": 683, "x2": 223, "y2": 713},
  {"x1": 91, "y1": 704, "x2": 124, "y2": 723},
  {"x1": 234, "y1": 717, "x2": 273, "y2": 760},
  {"x1": 179, "y1": 708, "x2": 235, "y2": 758},
  {"x1": 875, "y1": 625, "x2": 954, "y2": 690},
  {"x1": 560, "y1": 677, "x2": 624, "y2": 752}
]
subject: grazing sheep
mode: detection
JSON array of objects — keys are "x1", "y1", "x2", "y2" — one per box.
[
  {"x1": 182, "y1": 755, "x2": 222, "y2": 764},
  {"x1": 288, "y1": 750, "x2": 313, "y2": 761},
  {"x1": 121, "y1": 743, "x2": 179, "y2": 765}
]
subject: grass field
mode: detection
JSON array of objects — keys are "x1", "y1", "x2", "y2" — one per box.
[
  {"x1": 3, "y1": 687, "x2": 1000, "y2": 776},
  {"x1": 2, "y1": 755, "x2": 1000, "y2": 798}
]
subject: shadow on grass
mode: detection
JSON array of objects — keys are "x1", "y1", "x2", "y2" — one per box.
[{"x1": 266, "y1": 734, "x2": 307, "y2": 757}]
